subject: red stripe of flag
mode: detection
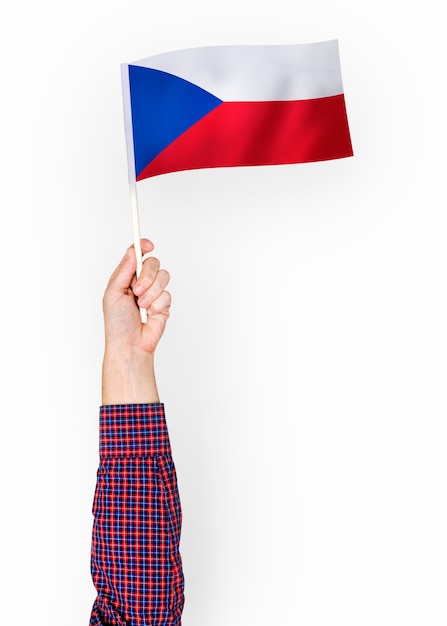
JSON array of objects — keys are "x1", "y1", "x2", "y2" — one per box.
[{"x1": 136, "y1": 94, "x2": 352, "y2": 180}]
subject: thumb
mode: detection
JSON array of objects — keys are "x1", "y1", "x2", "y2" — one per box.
[
  {"x1": 107, "y1": 245, "x2": 137, "y2": 292},
  {"x1": 106, "y1": 240, "x2": 155, "y2": 293}
]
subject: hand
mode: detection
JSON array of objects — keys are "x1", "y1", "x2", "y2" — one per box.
[
  {"x1": 101, "y1": 239, "x2": 171, "y2": 405},
  {"x1": 103, "y1": 239, "x2": 171, "y2": 356}
]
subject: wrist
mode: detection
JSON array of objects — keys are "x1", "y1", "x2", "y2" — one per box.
[{"x1": 102, "y1": 346, "x2": 159, "y2": 405}]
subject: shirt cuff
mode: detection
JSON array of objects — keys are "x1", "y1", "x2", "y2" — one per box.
[{"x1": 99, "y1": 403, "x2": 172, "y2": 458}]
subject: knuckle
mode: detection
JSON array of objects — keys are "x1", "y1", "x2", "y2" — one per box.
[
  {"x1": 160, "y1": 269, "x2": 170, "y2": 283},
  {"x1": 146, "y1": 256, "x2": 160, "y2": 271}
]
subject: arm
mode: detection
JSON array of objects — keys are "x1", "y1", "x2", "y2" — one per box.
[{"x1": 89, "y1": 240, "x2": 184, "y2": 626}]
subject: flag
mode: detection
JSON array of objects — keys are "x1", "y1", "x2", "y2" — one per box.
[{"x1": 121, "y1": 40, "x2": 353, "y2": 182}]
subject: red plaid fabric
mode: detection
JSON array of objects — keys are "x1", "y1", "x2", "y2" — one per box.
[{"x1": 90, "y1": 404, "x2": 184, "y2": 625}]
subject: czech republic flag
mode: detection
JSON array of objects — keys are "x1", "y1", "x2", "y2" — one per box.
[{"x1": 121, "y1": 40, "x2": 353, "y2": 182}]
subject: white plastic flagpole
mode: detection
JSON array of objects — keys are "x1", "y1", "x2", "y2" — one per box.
[
  {"x1": 129, "y1": 181, "x2": 148, "y2": 324},
  {"x1": 121, "y1": 63, "x2": 147, "y2": 324}
]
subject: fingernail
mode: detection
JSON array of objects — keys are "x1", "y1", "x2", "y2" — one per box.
[{"x1": 133, "y1": 284, "x2": 143, "y2": 296}]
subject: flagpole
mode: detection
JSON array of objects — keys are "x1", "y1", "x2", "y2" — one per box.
[{"x1": 129, "y1": 181, "x2": 148, "y2": 323}]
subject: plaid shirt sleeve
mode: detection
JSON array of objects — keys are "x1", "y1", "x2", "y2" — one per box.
[{"x1": 89, "y1": 404, "x2": 185, "y2": 626}]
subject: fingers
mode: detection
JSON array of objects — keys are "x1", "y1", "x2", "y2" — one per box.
[
  {"x1": 140, "y1": 239, "x2": 155, "y2": 255},
  {"x1": 148, "y1": 289, "x2": 171, "y2": 316},
  {"x1": 133, "y1": 256, "x2": 160, "y2": 296},
  {"x1": 133, "y1": 258, "x2": 170, "y2": 310},
  {"x1": 105, "y1": 240, "x2": 170, "y2": 317},
  {"x1": 107, "y1": 239, "x2": 155, "y2": 292}
]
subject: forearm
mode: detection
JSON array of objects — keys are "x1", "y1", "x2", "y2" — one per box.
[
  {"x1": 90, "y1": 404, "x2": 184, "y2": 625},
  {"x1": 102, "y1": 347, "x2": 159, "y2": 405}
]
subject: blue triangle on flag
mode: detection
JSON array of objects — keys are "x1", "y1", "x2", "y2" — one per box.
[{"x1": 128, "y1": 65, "x2": 223, "y2": 178}]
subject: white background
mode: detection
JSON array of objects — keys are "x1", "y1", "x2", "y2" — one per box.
[{"x1": 1, "y1": 1, "x2": 446, "y2": 624}]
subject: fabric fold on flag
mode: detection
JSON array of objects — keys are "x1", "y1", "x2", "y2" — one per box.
[{"x1": 121, "y1": 40, "x2": 353, "y2": 182}]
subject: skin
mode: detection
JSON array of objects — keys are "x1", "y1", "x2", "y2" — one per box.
[{"x1": 102, "y1": 238, "x2": 171, "y2": 405}]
